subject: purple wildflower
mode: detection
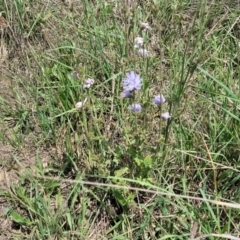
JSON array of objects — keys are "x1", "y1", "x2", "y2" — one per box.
[
  {"x1": 83, "y1": 78, "x2": 95, "y2": 89},
  {"x1": 123, "y1": 71, "x2": 142, "y2": 92},
  {"x1": 134, "y1": 37, "x2": 144, "y2": 48},
  {"x1": 137, "y1": 48, "x2": 149, "y2": 57},
  {"x1": 161, "y1": 112, "x2": 171, "y2": 120},
  {"x1": 129, "y1": 103, "x2": 142, "y2": 112},
  {"x1": 120, "y1": 90, "x2": 132, "y2": 99},
  {"x1": 140, "y1": 22, "x2": 151, "y2": 30},
  {"x1": 153, "y1": 95, "x2": 166, "y2": 105}
]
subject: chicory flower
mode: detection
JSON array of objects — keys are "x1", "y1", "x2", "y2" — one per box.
[
  {"x1": 123, "y1": 71, "x2": 142, "y2": 92},
  {"x1": 83, "y1": 78, "x2": 95, "y2": 89},
  {"x1": 120, "y1": 90, "x2": 132, "y2": 99},
  {"x1": 153, "y1": 95, "x2": 166, "y2": 105},
  {"x1": 137, "y1": 48, "x2": 149, "y2": 57},
  {"x1": 134, "y1": 37, "x2": 144, "y2": 48},
  {"x1": 129, "y1": 103, "x2": 142, "y2": 112},
  {"x1": 161, "y1": 112, "x2": 171, "y2": 120}
]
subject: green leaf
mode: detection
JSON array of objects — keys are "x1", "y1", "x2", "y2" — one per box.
[
  {"x1": 143, "y1": 155, "x2": 152, "y2": 168},
  {"x1": 112, "y1": 190, "x2": 127, "y2": 207},
  {"x1": 114, "y1": 167, "x2": 129, "y2": 177},
  {"x1": 10, "y1": 211, "x2": 34, "y2": 226}
]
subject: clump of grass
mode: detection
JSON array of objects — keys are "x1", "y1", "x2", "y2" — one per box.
[{"x1": 0, "y1": 0, "x2": 240, "y2": 239}]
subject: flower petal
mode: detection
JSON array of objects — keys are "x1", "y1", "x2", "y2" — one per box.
[
  {"x1": 161, "y1": 112, "x2": 171, "y2": 120},
  {"x1": 75, "y1": 98, "x2": 87, "y2": 109}
]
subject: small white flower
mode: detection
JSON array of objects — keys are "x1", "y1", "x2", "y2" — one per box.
[
  {"x1": 140, "y1": 22, "x2": 151, "y2": 30},
  {"x1": 137, "y1": 48, "x2": 149, "y2": 57},
  {"x1": 134, "y1": 37, "x2": 144, "y2": 48},
  {"x1": 161, "y1": 112, "x2": 171, "y2": 121},
  {"x1": 83, "y1": 78, "x2": 95, "y2": 89},
  {"x1": 75, "y1": 98, "x2": 87, "y2": 109}
]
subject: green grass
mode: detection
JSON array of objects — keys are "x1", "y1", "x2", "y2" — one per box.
[{"x1": 0, "y1": 0, "x2": 240, "y2": 239}]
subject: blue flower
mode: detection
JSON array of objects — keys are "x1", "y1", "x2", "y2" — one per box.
[
  {"x1": 153, "y1": 95, "x2": 166, "y2": 105},
  {"x1": 123, "y1": 71, "x2": 142, "y2": 92},
  {"x1": 129, "y1": 103, "x2": 142, "y2": 112},
  {"x1": 120, "y1": 90, "x2": 132, "y2": 99}
]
